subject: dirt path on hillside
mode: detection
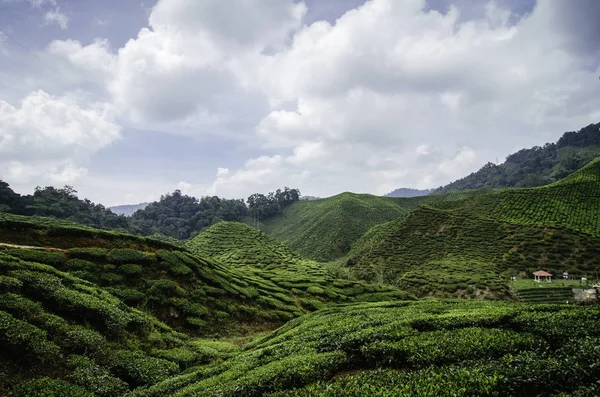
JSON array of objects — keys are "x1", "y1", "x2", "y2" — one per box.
[{"x1": 0, "y1": 242, "x2": 66, "y2": 252}]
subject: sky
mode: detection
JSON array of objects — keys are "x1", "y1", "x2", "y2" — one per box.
[{"x1": 0, "y1": 0, "x2": 599, "y2": 206}]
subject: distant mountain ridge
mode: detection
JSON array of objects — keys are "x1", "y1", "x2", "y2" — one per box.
[
  {"x1": 109, "y1": 202, "x2": 149, "y2": 216},
  {"x1": 385, "y1": 188, "x2": 434, "y2": 198},
  {"x1": 436, "y1": 122, "x2": 600, "y2": 193}
]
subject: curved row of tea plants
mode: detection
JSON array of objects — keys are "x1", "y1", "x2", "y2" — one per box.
[
  {"x1": 0, "y1": 251, "x2": 221, "y2": 396},
  {"x1": 131, "y1": 300, "x2": 600, "y2": 397},
  {"x1": 347, "y1": 206, "x2": 600, "y2": 295}
]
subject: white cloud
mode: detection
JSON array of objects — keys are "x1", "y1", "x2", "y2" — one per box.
[
  {"x1": 40, "y1": 0, "x2": 600, "y2": 202},
  {"x1": 0, "y1": 90, "x2": 121, "y2": 184},
  {"x1": 44, "y1": 7, "x2": 69, "y2": 30}
]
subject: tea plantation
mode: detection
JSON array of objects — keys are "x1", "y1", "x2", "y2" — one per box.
[
  {"x1": 259, "y1": 192, "x2": 411, "y2": 262},
  {"x1": 127, "y1": 300, "x2": 600, "y2": 397},
  {"x1": 346, "y1": 158, "x2": 600, "y2": 296},
  {"x1": 2, "y1": 158, "x2": 600, "y2": 395}
]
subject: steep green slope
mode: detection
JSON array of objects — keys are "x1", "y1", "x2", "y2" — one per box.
[
  {"x1": 260, "y1": 189, "x2": 506, "y2": 263},
  {"x1": 347, "y1": 159, "x2": 600, "y2": 295},
  {"x1": 129, "y1": 300, "x2": 600, "y2": 397},
  {"x1": 0, "y1": 250, "x2": 234, "y2": 396},
  {"x1": 429, "y1": 156, "x2": 600, "y2": 236},
  {"x1": 436, "y1": 121, "x2": 600, "y2": 193},
  {"x1": 186, "y1": 221, "x2": 412, "y2": 308},
  {"x1": 186, "y1": 221, "x2": 302, "y2": 269},
  {"x1": 259, "y1": 192, "x2": 410, "y2": 262}
]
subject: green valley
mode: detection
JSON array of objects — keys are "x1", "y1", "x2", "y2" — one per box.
[{"x1": 1, "y1": 136, "x2": 600, "y2": 396}]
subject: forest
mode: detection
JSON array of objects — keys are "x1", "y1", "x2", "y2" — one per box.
[{"x1": 0, "y1": 183, "x2": 301, "y2": 240}]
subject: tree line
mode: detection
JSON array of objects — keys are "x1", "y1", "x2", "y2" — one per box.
[
  {"x1": 435, "y1": 122, "x2": 600, "y2": 193},
  {"x1": 0, "y1": 182, "x2": 301, "y2": 239}
]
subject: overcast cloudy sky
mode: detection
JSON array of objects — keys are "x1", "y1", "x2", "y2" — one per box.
[{"x1": 0, "y1": 0, "x2": 598, "y2": 206}]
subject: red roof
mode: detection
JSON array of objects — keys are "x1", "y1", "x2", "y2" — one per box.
[{"x1": 533, "y1": 270, "x2": 552, "y2": 277}]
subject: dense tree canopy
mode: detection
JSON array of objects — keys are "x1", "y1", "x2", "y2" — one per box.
[
  {"x1": 436, "y1": 122, "x2": 600, "y2": 193},
  {"x1": 0, "y1": 182, "x2": 301, "y2": 240}
]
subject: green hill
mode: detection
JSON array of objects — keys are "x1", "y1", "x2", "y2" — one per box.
[
  {"x1": 0, "y1": 248, "x2": 252, "y2": 396},
  {"x1": 260, "y1": 189, "x2": 505, "y2": 263},
  {"x1": 428, "y1": 156, "x2": 600, "y2": 237},
  {"x1": 259, "y1": 192, "x2": 411, "y2": 262},
  {"x1": 186, "y1": 221, "x2": 412, "y2": 307},
  {"x1": 0, "y1": 214, "x2": 416, "y2": 395},
  {"x1": 347, "y1": 158, "x2": 600, "y2": 296},
  {"x1": 186, "y1": 221, "x2": 302, "y2": 269},
  {"x1": 127, "y1": 300, "x2": 600, "y2": 396}
]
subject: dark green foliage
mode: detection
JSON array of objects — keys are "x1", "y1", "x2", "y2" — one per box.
[
  {"x1": 68, "y1": 248, "x2": 109, "y2": 260},
  {"x1": 3, "y1": 249, "x2": 66, "y2": 266},
  {"x1": 246, "y1": 186, "x2": 301, "y2": 220},
  {"x1": 66, "y1": 259, "x2": 96, "y2": 271},
  {"x1": 119, "y1": 263, "x2": 143, "y2": 275},
  {"x1": 0, "y1": 275, "x2": 23, "y2": 291},
  {"x1": 436, "y1": 122, "x2": 600, "y2": 193},
  {"x1": 15, "y1": 378, "x2": 92, "y2": 397},
  {"x1": 107, "y1": 249, "x2": 150, "y2": 265},
  {"x1": 106, "y1": 350, "x2": 178, "y2": 387},
  {"x1": 130, "y1": 190, "x2": 250, "y2": 239},
  {"x1": 68, "y1": 355, "x2": 129, "y2": 397},
  {"x1": 0, "y1": 310, "x2": 61, "y2": 364}
]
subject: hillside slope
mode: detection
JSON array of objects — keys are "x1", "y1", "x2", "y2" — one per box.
[
  {"x1": 130, "y1": 300, "x2": 600, "y2": 397},
  {"x1": 259, "y1": 192, "x2": 410, "y2": 262},
  {"x1": 0, "y1": 250, "x2": 193, "y2": 396},
  {"x1": 186, "y1": 221, "x2": 302, "y2": 269},
  {"x1": 429, "y1": 156, "x2": 600, "y2": 237},
  {"x1": 186, "y1": 221, "x2": 411, "y2": 306},
  {"x1": 348, "y1": 158, "x2": 600, "y2": 295},
  {"x1": 436, "y1": 122, "x2": 600, "y2": 193},
  {"x1": 0, "y1": 215, "x2": 412, "y2": 395}
]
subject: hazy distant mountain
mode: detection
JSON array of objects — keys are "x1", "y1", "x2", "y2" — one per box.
[
  {"x1": 109, "y1": 202, "x2": 149, "y2": 216},
  {"x1": 300, "y1": 196, "x2": 320, "y2": 201},
  {"x1": 385, "y1": 188, "x2": 434, "y2": 198}
]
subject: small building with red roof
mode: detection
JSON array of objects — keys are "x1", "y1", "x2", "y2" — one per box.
[{"x1": 533, "y1": 270, "x2": 552, "y2": 283}]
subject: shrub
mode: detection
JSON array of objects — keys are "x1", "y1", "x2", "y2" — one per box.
[
  {"x1": 151, "y1": 347, "x2": 200, "y2": 369},
  {"x1": 67, "y1": 355, "x2": 128, "y2": 397},
  {"x1": 118, "y1": 264, "x2": 143, "y2": 275},
  {"x1": 59, "y1": 326, "x2": 107, "y2": 354},
  {"x1": 67, "y1": 248, "x2": 108, "y2": 261},
  {"x1": 106, "y1": 350, "x2": 178, "y2": 387},
  {"x1": 107, "y1": 249, "x2": 148, "y2": 265},
  {"x1": 66, "y1": 259, "x2": 96, "y2": 272},
  {"x1": 0, "y1": 310, "x2": 61, "y2": 364},
  {"x1": 4, "y1": 249, "x2": 66, "y2": 267},
  {"x1": 0, "y1": 276, "x2": 23, "y2": 291},
  {"x1": 15, "y1": 378, "x2": 92, "y2": 397},
  {"x1": 105, "y1": 288, "x2": 146, "y2": 305},
  {"x1": 306, "y1": 286, "x2": 325, "y2": 295}
]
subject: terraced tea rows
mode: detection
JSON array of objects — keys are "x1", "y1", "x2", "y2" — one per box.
[
  {"x1": 348, "y1": 206, "x2": 600, "y2": 292},
  {"x1": 260, "y1": 192, "x2": 410, "y2": 261},
  {"x1": 515, "y1": 287, "x2": 574, "y2": 304},
  {"x1": 187, "y1": 222, "x2": 303, "y2": 270},
  {"x1": 428, "y1": 157, "x2": 600, "y2": 237},
  {"x1": 187, "y1": 221, "x2": 412, "y2": 307},
  {"x1": 129, "y1": 300, "x2": 600, "y2": 397}
]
